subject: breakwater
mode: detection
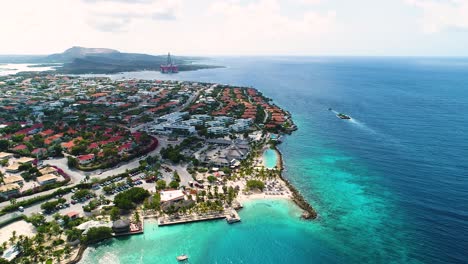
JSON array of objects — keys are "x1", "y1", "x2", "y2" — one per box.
[{"x1": 274, "y1": 145, "x2": 317, "y2": 219}]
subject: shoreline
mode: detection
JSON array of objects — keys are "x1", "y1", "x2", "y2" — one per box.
[
  {"x1": 237, "y1": 143, "x2": 317, "y2": 220},
  {"x1": 272, "y1": 145, "x2": 318, "y2": 220}
]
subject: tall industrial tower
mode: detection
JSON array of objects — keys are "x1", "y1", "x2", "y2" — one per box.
[{"x1": 160, "y1": 53, "x2": 179, "y2": 73}]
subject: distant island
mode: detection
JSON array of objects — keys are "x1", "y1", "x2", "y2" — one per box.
[{"x1": 0, "y1": 46, "x2": 222, "y2": 74}]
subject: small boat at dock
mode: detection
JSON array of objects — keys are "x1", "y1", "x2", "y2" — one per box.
[{"x1": 177, "y1": 254, "x2": 189, "y2": 261}]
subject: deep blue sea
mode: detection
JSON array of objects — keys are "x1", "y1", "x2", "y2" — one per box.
[{"x1": 80, "y1": 57, "x2": 468, "y2": 264}]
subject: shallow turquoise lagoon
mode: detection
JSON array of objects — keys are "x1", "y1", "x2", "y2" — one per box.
[
  {"x1": 263, "y1": 148, "x2": 278, "y2": 169},
  {"x1": 79, "y1": 199, "x2": 337, "y2": 264}
]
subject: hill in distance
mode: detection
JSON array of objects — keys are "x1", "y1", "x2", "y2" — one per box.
[
  {"x1": 45, "y1": 46, "x2": 120, "y2": 63},
  {"x1": 0, "y1": 46, "x2": 221, "y2": 74}
]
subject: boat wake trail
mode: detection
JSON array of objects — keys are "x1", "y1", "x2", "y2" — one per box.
[
  {"x1": 330, "y1": 109, "x2": 404, "y2": 147},
  {"x1": 330, "y1": 109, "x2": 377, "y2": 134},
  {"x1": 348, "y1": 118, "x2": 378, "y2": 135}
]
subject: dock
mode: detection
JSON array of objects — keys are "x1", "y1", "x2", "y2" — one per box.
[
  {"x1": 158, "y1": 209, "x2": 241, "y2": 226},
  {"x1": 158, "y1": 212, "x2": 226, "y2": 226},
  {"x1": 226, "y1": 209, "x2": 241, "y2": 224}
]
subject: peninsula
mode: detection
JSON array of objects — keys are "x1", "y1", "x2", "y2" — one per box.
[
  {"x1": 0, "y1": 46, "x2": 222, "y2": 74},
  {"x1": 0, "y1": 72, "x2": 315, "y2": 263}
]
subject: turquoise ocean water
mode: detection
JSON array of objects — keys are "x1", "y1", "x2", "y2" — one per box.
[{"x1": 80, "y1": 57, "x2": 468, "y2": 264}]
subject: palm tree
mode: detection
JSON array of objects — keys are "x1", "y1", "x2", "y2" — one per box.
[
  {"x1": 9, "y1": 232, "x2": 17, "y2": 246},
  {"x1": 53, "y1": 250, "x2": 63, "y2": 262},
  {"x1": 34, "y1": 233, "x2": 44, "y2": 246},
  {"x1": 64, "y1": 245, "x2": 72, "y2": 258}
]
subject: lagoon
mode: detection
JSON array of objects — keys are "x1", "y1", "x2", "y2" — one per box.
[
  {"x1": 0, "y1": 63, "x2": 59, "y2": 76},
  {"x1": 79, "y1": 199, "x2": 337, "y2": 264},
  {"x1": 263, "y1": 148, "x2": 278, "y2": 169}
]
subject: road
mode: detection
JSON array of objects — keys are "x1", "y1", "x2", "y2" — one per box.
[
  {"x1": 5, "y1": 174, "x2": 157, "y2": 222},
  {"x1": 160, "y1": 163, "x2": 193, "y2": 187},
  {"x1": 0, "y1": 136, "x2": 170, "y2": 211},
  {"x1": 42, "y1": 135, "x2": 171, "y2": 181},
  {"x1": 0, "y1": 133, "x2": 186, "y2": 223}
]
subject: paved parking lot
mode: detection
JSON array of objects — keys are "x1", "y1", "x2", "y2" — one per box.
[{"x1": 17, "y1": 175, "x2": 157, "y2": 221}]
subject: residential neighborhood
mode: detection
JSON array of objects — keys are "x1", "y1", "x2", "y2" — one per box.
[{"x1": 0, "y1": 73, "x2": 300, "y2": 263}]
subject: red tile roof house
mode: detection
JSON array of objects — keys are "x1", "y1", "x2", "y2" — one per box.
[
  {"x1": 118, "y1": 142, "x2": 134, "y2": 155},
  {"x1": 15, "y1": 123, "x2": 44, "y2": 136},
  {"x1": 77, "y1": 154, "x2": 95, "y2": 165},
  {"x1": 66, "y1": 211, "x2": 80, "y2": 219},
  {"x1": 12, "y1": 144, "x2": 28, "y2": 151},
  {"x1": 32, "y1": 148, "x2": 47, "y2": 157},
  {"x1": 87, "y1": 142, "x2": 100, "y2": 150},
  {"x1": 39, "y1": 129, "x2": 55, "y2": 137}
]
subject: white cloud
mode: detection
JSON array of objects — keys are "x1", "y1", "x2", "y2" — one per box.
[
  {"x1": 206, "y1": 0, "x2": 337, "y2": 54},
  {"x1": 296, "y1": 0, "x2": 322, "y2": 5},
  {"x1": 82, "y1": 0, "x2": 181, "y2": 32},
  {"x1": 406, "y1": 0, "x2": 468, "y2": 33}
]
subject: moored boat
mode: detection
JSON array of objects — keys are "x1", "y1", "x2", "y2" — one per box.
[{"x1": 177, "y1": 254, "x2": 189, "y2": 261}]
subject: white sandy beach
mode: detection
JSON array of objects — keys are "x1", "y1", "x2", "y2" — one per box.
[
  {"x1": 0, "y1": 220, "x2": 36, "y2": 245},
  {"x1": 230, "y1": 176, "x2": 292, "y2": 204}
]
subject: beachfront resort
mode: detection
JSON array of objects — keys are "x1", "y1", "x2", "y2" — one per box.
[{"x1": 0, "y1": 72, "x2": 310, "y2": 263}]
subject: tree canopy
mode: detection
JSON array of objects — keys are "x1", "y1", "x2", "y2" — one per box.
[
  {"x1": 246, "y1": 180, "x2": 265, "y2": 191},
  {"x1": 83, "y1": 227, "x2": 113, "y2": 245},
  {"x1": 114, "y1": 187, "x2": 150, "y2": 210}
]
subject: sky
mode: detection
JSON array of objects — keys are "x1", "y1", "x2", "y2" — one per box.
[{"x1": 1, "y1": 0, "x2": 468, "y2": 56}]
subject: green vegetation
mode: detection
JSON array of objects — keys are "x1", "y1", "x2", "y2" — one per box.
[
  {"x1": 40, "y1": 198, "x2": 66, "y2": 212},
  {"x1": 169, "y1": 181, "x2": 180, "y2": 189},
  {"x1": 156, "y1": 179, "x2": 166, "y2": 190},
  {"x1": 246, "y1": 179, "x2": 265, "y2": 191},
  {"x1": 160, "y1": 145, "x2": 184, "y2": 163},
  {"x1": 114, "y1": 187, "x2": 150, "y2": 210},
  {"x1": 255, "y1": 105, "x2": 266, "y2": 124},
  {"x1": 71, "y1": 189, "x2": 91, "y2": 200},
  {"x1": 67, "y1": 156, "x2": 78, "y2": 168},
  {"x1": 160, "y1": 137, "x2": 202, "y2": 163},
  {"x1": 144, "y1": 193, "x2": 161, "y2": 211},
  {"x1": 207, "y1": 175, "x2": 217, "y2": 183},
  {"x1": 0, "y1": 186, "x2": 81, "y2": 215},
  {"x1": 65, "y1": 228, "x2": 82, "y2": 242},
  {"x1": 83, "y1": 227, "x2": 113, "y2": 245},
  {"x1": 110, "y1": 207, "x2": 120, "y2": 221},
  {"x1": 0, "y1": 140, "x2": 9, "y2": 151}
]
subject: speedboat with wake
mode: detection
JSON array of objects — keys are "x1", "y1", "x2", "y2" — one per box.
[{"x1": 336, "y1": 113, "x2": 351, "y2": 119}]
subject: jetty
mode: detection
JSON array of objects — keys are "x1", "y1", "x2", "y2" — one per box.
[
  {"x1": 158, "y1": 209, "x2": 241, "y2": 226},
  {"x1": 226, "y1": 209, "x2": 241, "y2": 224}
]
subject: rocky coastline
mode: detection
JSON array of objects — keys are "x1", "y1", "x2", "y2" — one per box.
[{"x1": 273, "y1": 145, "x2": 318, "y2": 220}]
